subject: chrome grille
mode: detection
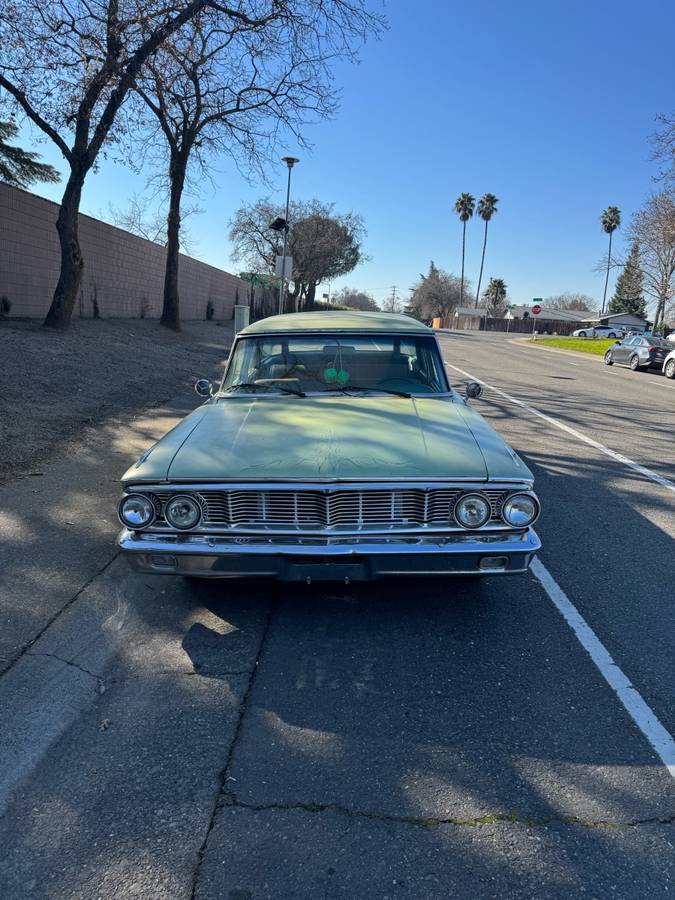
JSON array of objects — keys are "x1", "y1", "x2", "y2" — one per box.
[{"x1": 146, "y1": 486, "x2": 516, "y2": 532}]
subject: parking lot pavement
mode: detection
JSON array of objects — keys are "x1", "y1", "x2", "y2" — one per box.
[{"x1": 0, "y1": 330, "x2": 673, "y2": 898}]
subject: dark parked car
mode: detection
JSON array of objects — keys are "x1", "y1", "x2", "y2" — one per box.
[{"x1": 604, "y1": 335, "x2": 672, "y2": 372}]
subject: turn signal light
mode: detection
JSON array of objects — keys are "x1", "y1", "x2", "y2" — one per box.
[{"x1": 479, "y1": 556, "x2": 507, "y2": 570}]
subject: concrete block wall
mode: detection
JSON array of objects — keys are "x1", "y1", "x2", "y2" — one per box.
[{"x1": 0, "y1": 182, "x2": 246, "y2": 320}]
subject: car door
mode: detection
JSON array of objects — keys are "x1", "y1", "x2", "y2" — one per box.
[{"x1": 614, "y1": 336, "x2": 634, "y2": 364}]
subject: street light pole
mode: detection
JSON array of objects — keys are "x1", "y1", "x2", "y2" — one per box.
[{"x1": 279, "y1": 156, "x2": 299, "y2": 314}]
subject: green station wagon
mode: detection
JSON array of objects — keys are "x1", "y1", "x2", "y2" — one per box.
[{"x1": 117, "y1": 312, "x2": 541, "y2": 581}]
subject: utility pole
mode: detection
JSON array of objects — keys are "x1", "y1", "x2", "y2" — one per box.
[{"x1": 388, "y1": 285, "x2": 398, "y2": 312}]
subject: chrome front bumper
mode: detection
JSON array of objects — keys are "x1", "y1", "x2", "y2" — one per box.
[{"x1": 117, "y1": 528, "x2": 541, "y2": 580}]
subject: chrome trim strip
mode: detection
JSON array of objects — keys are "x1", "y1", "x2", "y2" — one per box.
[
  {"x1": 117, "y1": 527, "x2": 540, "y2": 557},
  {"x1": 123, "y1": 480, "x2": 535, "y2": 491}
]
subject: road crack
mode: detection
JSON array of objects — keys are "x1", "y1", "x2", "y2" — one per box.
[
  {"x1": 27, "y1": 651, "x2": 104, "y2": 687},
  {"x1": 0, "y1": 553, "x2": 119, "y2": 680},
  {"x1": 225, "y1": 798, "x2": 675, "y2": 831}
]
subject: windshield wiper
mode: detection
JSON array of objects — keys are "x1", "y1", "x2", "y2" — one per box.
[
  {"x1": 321, "y1": 385, "x2": 412, "y2": 398},
  {"x1": 225, "y1": 381, "x2": 306, "y2": 398}
]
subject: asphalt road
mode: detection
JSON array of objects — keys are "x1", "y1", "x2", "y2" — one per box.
[{"x1": 0, "y1": 330, "x2": 673, "y2": 899}]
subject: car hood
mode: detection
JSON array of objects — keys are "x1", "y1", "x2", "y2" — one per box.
[{"x1": 122, "y1": 395, "x2": 531, "y2": 484}]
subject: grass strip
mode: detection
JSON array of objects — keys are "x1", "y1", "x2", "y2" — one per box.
[{"x1": 529, "y1": 337, "x2": 617, "y2": 356}]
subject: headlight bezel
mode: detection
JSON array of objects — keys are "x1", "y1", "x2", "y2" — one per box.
[
  {"x1": 501, "y1": 492, "x2": 540, "y2": 528},
  {"x1": 454, "y1": 492, "x2": 492, "y2": 529},
  {"x1": 164, "y1": 493, "x2": 203, "y2": 530},
  {"x1": 118, "y1": 493, "x2": 157, "y2": 530}
]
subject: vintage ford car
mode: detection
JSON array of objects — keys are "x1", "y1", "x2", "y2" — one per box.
[{"x1": 117, "y1": 312, "x2": 541, "y2": 581}]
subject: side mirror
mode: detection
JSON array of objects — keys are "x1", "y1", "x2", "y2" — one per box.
[
  {"x1": 465, "y1": 381, "x2": 483, "y2": 400},
  {"x1": 195, "y1": 378, "x2": 213, "y2": 398}
]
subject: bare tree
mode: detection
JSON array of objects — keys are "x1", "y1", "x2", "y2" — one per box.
[
  {"x1": 651, "y1": 113, "x2": 674, "y2": 190},
  {"x1": 0, "y1": 0, "x2": 285, "y2": 328},
  {"x1": 332, "y1": 287, "x2": 379, "y2": 311},
  {"x1": 108, "y1": 192, "x2": 202, "y2": 254},
  {"x1": 132, "y1": 19, "x2": 338, "y2": 328},
  {"x1": 629, "y1": 192, "x2": 675, "y2": 331},
  {"x1": 0, "y1": 0, "x2": 383, "y2": 329},
  {"x1": 545, "y1": 292, "x2": 595, "y2": 312},
  {"x1": 229, "y1": 198, "x2": 366, "y2": 311},
  {"x1": 381, "y1": 292, "x2": 403, "y2": 314},
  {"x1": 407, "y1": 262, "x2": 464, "y2": 321}
]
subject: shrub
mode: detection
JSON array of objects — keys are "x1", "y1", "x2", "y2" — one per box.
[
  {"x1": 0, "y1": 295, "x2": 12, "y2": 318},
  {"x1": 206, "y1": 299, "x2": 215, "y2": 321}
]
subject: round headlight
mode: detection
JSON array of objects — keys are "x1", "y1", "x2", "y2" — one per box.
[
  {"x1": 118, "y1": 494, "x2": 155, "y2": 529},
  {"x1": 165, "y1": 494, "x2": 202, "y2": 530},
  {"x1": 502, "y1": 493, "x2": 539, "y2": 528},
  {"x1": 454, "y1": 493, "x2": 491, "y2": 528}
]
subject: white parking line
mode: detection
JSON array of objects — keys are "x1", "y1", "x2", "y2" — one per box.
[
  {"x1": 531, "y1": 558, "x2": 675, "y2": 779},
  {"x1": 444, "y1": 361, "x2": 675, "y2": 494}
]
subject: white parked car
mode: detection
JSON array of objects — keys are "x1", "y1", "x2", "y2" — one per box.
[
  {"x1": 666, "y1": 332, "x2": 675, "y2": 344},
  {"x1": 572, "y1": 325, "x2": 625, "y2": 339},
  {"x1": 663, "y1": 348, "x2": 675, "y2": 379}
]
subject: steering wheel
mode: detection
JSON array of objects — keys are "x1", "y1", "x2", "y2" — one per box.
[{"x1": 260, "y1": 352, "x2": 295, "y2": 368}]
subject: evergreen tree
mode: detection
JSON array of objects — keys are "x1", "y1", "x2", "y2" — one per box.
[
  {"x1": 608, "y1": 240, "x2": 646, "y2": 316},
  {"x1": 0, "y1": 120, "x2": 59, "y2": 188}
]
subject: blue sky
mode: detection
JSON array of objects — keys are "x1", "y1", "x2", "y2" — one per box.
[{"x1": 16, "y1": 0, "x2": 675, "y2": 307}]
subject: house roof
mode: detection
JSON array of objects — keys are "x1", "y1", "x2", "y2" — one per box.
[
  {"x1": 453, "y1": 307, "x2": 483, "y2": 317},
  {"x1": 600, "y1": 312, "x2": 648, "y2": 323},
  {"x1": 239, "y1": 311, "x2": 431, "y2": 335}
]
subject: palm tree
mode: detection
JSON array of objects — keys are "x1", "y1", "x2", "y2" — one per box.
[
  {"x1": 600, "y1": 206, "x2": 621, "y2": 314},
  {"x1": 474, "y1": 193, "x2": 499, "y2": 307},
  {"x1": 484, "y1": 277, "x2": 507, "y2": 314},
  {"x1": 454, "y1": 193, "x2": 475, "y2": 305}
]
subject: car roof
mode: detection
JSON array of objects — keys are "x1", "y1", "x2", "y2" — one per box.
[{"x1": 239, "y1": 311, "x2": 431, "y2": 336}]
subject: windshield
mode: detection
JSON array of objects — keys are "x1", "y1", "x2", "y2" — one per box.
[{"x1": 221, "y1": 334, "x2": 449, "y2": 395}]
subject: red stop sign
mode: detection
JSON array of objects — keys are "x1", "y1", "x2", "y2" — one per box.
[{"x1": 532, "y1": 304, "x2": 542, "y2": 315}]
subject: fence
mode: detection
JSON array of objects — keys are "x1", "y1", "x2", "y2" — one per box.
[
  {"x1": 432, "y1": 315, "x2": 582, "y2": 336},
  {"x1": 0, "y1": 181, "x2": 247, "y2": 320}
]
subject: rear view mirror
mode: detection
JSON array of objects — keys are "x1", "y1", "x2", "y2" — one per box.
[{"x1": 465, "y1": 381, "x2": 483, "y2": 400}]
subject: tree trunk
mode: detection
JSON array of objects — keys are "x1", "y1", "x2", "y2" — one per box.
[
  {"x1": 306, "y1": 282, "x2": 317, "y2": 311},
  {"x1": 43, "y1": 168, "x2": 86, "y2": 329},
  {"x1": 460, "y1": 220, "x2": 466, "y2": 306},
  {"x1": 475, "y1": 220, "x2": 488, "y2": 308},
  {"x1": 160, "y1": 153, "x2": 188, "y2": 330},
  {"x1": 602, "y1": 231, "x2": 613, "y2": 315}
]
